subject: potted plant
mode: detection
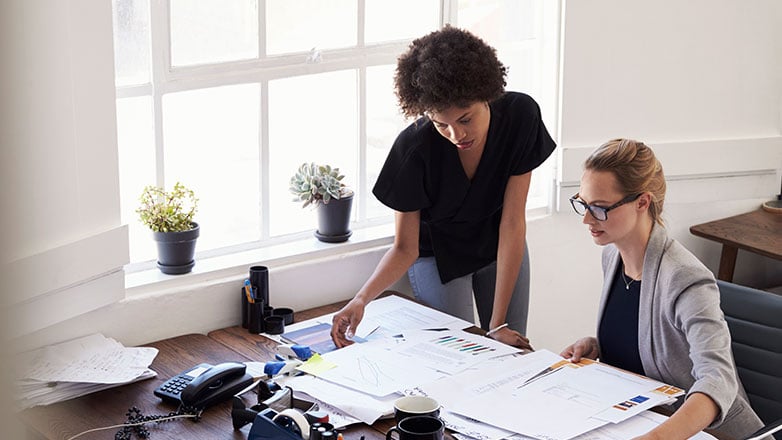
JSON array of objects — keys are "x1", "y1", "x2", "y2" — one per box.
[
  {"x1": 289, "y1": 162, "x2": 354, "y2": 243},
  {"x1": 137, "y1": 182, "x2": 200, "y2": 274}
]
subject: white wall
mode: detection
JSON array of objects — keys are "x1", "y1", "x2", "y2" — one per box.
[
  {"x1": 4, "y1": 0, "x2": 782, "y2": 365},
  {"x1": 532, "y1": 0, "x2": 782, "y2": 352},
  {"x1": 1, "y1": 0, "x2": 128, "y2": 342}
]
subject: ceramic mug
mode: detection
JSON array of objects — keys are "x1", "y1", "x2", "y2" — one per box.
[
  {"x1": 393, "y1": 396, "x2": 441, "y2": 424},
  {"x1": 386, "y1": 415, "x2": 444, "y2": 440}
]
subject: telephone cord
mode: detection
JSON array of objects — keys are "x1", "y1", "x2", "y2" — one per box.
[{"x1": 64, "y1": 406, "x2": 201, "y2": 440}]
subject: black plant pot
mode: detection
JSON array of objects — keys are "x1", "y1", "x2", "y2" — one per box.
[
  {"x1": 315, "y1": 194, "x2": 353, "y2": 243},
  {"x1": 152, "y1": 222, "x2": 200, "y2": 274}
]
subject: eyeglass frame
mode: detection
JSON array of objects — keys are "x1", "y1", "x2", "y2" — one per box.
[{"x1": 569, "y1": 192, "x2": 643, "y2": 221}]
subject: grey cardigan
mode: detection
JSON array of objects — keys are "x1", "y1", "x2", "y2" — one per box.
[{"x1": 597, "y1": 224, "x2": 764, "y2": 438}]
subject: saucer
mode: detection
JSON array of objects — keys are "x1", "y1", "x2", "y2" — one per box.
[{"x1": 314, "y1": 230, "x2": 352, "y2": 243}]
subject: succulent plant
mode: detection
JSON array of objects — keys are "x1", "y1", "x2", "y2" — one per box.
[
  {"x1": 136, "y1": 182, "x2": 198, "y2": 232},
  {"x1": 289, "y1": 162, "x2": 351, "y2": 208}
]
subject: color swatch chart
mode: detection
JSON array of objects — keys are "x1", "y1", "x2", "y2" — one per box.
[{"x1": 431, "y1": 334, "x2": 497, "y2": 356}]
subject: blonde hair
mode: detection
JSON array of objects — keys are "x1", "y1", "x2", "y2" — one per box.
[{"x1": 585, "y1": 139, "x2": 666, "y2": 226}]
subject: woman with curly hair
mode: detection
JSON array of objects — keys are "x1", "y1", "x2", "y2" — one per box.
[{"x1": 331, "y1": 26, "x2": 556, "y2": 349}]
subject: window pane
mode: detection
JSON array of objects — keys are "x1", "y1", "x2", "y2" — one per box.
[
  {"x1": 268, "y1": 71, "x2": 358, "y2": 236},
  {"x1": 266, "y1": 0, "x2": 356, "y2": 55},
  {"x1": 365, "y1": 0, "x2": 439, "y2": 44},
  {"x1": 459, "y1": 0, "x2": 541, "y2": 97},
  {"x1": 460, "y1": 0, "x2": 553, "y2": 210},
  {"x1": 458, "y1": 0, "x2": 536, "y2": 42},
  {"x1": 116, "y1": 96, "x2": 156, "y2": 262},
  {"x1": 366, "y1": 65, "x2": 406, "y2": 220},
  {"x1": 170, "y1": 0, "x2": 259, "y2": 66},
  {"x1": 112, "y1": 0, "x2": 151, "y2": 86},
  {"x1": 163, "y1": 84, "x2": 261, "y2": 252}
]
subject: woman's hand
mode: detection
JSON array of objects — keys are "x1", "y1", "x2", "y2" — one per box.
[
  {"x1": 489, "y1": 326, "x2": 533, "y2": 350},
  {"x1": 330, "y1": 298, "x2": 367, "y2": 348},
  {"x1": 560, "y1": 337, "x2": 599, "y2": 362}
]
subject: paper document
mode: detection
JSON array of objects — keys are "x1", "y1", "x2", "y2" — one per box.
[
  {"x1": 14, "y1": 333, "x2": 158, "y2": 409},
  {"x1": 394, "y1": 328, "x2": 521, "y2": 375},
  {"x1": 419, "y1": 349, "x2": 683, "y2": 440},
  {"x1": 317, "y1": 336, "x2": 447, "y2": 396},
  {"x1": 571, "y1": 410, "x2": 717, "y2": 440},
  {"x1": 282, "y1": 294, "x2": 474, "y2": 350},
  {"x1": 358, "y1": 295, "x2": 474, "y2": 336},
  {"x1": 283, "y1": 374, "x2": 397, "y2": 425}
]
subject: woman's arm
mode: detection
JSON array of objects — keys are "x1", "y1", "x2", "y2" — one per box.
[
  {"x1": 639, "y1": 257, "x2": 737, "y2": 438},
  {"x1": 633, "y1": 393, "x2": 719, "y2": 440},
  {"x1": 331, "y1": 210, "x2": 420, "y2": 347},
  {"x1": 489, "y1": 172, "x2": 532, "y2": 349}
]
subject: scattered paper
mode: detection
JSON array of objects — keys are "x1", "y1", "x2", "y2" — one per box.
[{"x1": 14, "y1": 333, "x2": 158, "y2": 409}]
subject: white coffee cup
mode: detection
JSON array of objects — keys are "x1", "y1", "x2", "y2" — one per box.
[{"x1": 393, "y1": 396, "x2": 441, "y2": 423}]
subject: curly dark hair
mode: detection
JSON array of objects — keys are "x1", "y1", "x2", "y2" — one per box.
[{"x1": 394, "y1": 25, "x2": 507, "y2": 118}]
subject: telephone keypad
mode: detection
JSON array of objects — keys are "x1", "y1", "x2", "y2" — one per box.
[{"x1": 154, "y1": 374, "x2": 194, "y2": 401}]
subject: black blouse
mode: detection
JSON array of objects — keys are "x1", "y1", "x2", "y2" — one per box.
[
  {"x1": 597, "y1": 268, "x2": 645, "y2": 376},
  {"x1": 372, "y1": 92, "x2": 556, "y2": 283}
]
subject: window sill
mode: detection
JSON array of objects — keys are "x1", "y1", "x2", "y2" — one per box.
[
  {"x1": 124, "y1": 207, "x2": 552, "y2": 298},
  {"x1": 125, "y1": 222, "x2": 395, "y2": 297}
]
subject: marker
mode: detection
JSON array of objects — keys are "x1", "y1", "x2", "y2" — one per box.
[{"x1": 244, "y1": 280, "x2": 255, "y2": 303}]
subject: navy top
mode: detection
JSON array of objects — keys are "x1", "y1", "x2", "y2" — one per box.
[
  {"x1": 372, "y1": 92, "x2": 556, "y2": 283},
  {"x1": 598, "y1": 266, "x2": 645, "y2": 376}
]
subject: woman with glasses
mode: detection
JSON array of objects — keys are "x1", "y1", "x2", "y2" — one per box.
[
  {"x1": 330, "y1": 26, "x2": 555, "y2": 350},
  {"x1": 561, "y1": 139, "x2": 763, "y2": 439}
]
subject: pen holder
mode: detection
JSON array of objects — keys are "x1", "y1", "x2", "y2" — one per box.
[
  {"x1": 241, "y1": 287, "x2": 249, "y2": 328},
  {"x1": 248, "y1": 302, "x2": 265, "y2": 334},
  {"x1": 272, "y1": 307, "x2": 295, "y2": 325},
  {"x1": 249, "y1": 266, "x2": 270, "y2": 306},
  {"x1": 264, "y1": 316, "x2": 285, "y2": 335}
]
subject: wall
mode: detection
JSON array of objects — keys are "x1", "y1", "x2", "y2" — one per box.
[
  {"x1": 533, "y1": 0, "x2": 782, "y2": 351},
  {"x1": 1, "y1": 0, "x2": 128, "y2": 343},
  {"x1": 4, "y1": 0, "x2": 782, "y2": 365}
]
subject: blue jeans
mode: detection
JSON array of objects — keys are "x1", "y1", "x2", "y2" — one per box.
[{"x1": 406, "y1": 244, "x2": 530, "y2": 334}]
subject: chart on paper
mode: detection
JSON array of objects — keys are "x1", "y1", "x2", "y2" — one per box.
[{"x1": 393, "y1": 329, "x2": 521, "y2": 375}]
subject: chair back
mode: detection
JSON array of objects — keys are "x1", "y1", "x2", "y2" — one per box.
[{"x1": 717, "y1": 280, "x2": 782, "y2": 425}]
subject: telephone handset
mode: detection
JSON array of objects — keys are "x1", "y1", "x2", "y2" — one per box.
[{"x1": 154, "y1": 362, "x2": 254, "y2": 410}]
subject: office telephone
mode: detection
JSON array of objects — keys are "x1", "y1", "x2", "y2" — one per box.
[{"x1": 154, "y1": 362, "x2": 254, "y2": 409}]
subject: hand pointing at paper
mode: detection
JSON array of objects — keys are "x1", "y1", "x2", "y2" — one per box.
[{"x1": 331, "y1": 297, "x2": 367, "y2": 348}]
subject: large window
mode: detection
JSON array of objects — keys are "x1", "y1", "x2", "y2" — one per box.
[{"x1": 113, "y1": 0, "x2": 559, "y2": 267}]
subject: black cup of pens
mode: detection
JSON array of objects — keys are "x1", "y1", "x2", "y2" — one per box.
[{"x1": 243, "y1": 280, "x2": 265, "y2": 333}]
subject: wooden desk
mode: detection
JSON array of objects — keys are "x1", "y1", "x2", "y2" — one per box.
[
  {"x1": 17, "y1": 298, "x2": 383, "y2": 440},
  {"x1": 18, "y1": 294, "x2": 735, "y2": 440},
  {"x1": 18, "y1": 334, "x2": 255, "y2": 440},
  {"x1": 690, "y1": 208, "x2": 782, "y2": 281}
]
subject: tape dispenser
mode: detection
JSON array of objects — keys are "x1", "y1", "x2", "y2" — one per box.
[{"x1": 232, "y1": 380, "x2": 318, "y2": 440}]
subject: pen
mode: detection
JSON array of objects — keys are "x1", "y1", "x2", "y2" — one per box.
[
  {"x1": 244, "y1": 280, "x2": 255, "y2": 304},
  {"x1": 485, "y1": 323, "x2": 508, "y2": 336},
  {"x1": 517, "y1": 365, "x2": 564, "y2": 388}
]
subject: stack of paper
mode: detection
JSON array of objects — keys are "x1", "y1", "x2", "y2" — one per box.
[
  {"x1": 278, "y1": 295, "x2": 707, "y2": 440},
  {"x1": 14, "y1": 333, "x2": 158, "y2": 409}
]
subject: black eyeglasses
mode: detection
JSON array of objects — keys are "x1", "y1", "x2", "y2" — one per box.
[{"x1": 569, "y1": 193, "x2": 642, "y2": 221}]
